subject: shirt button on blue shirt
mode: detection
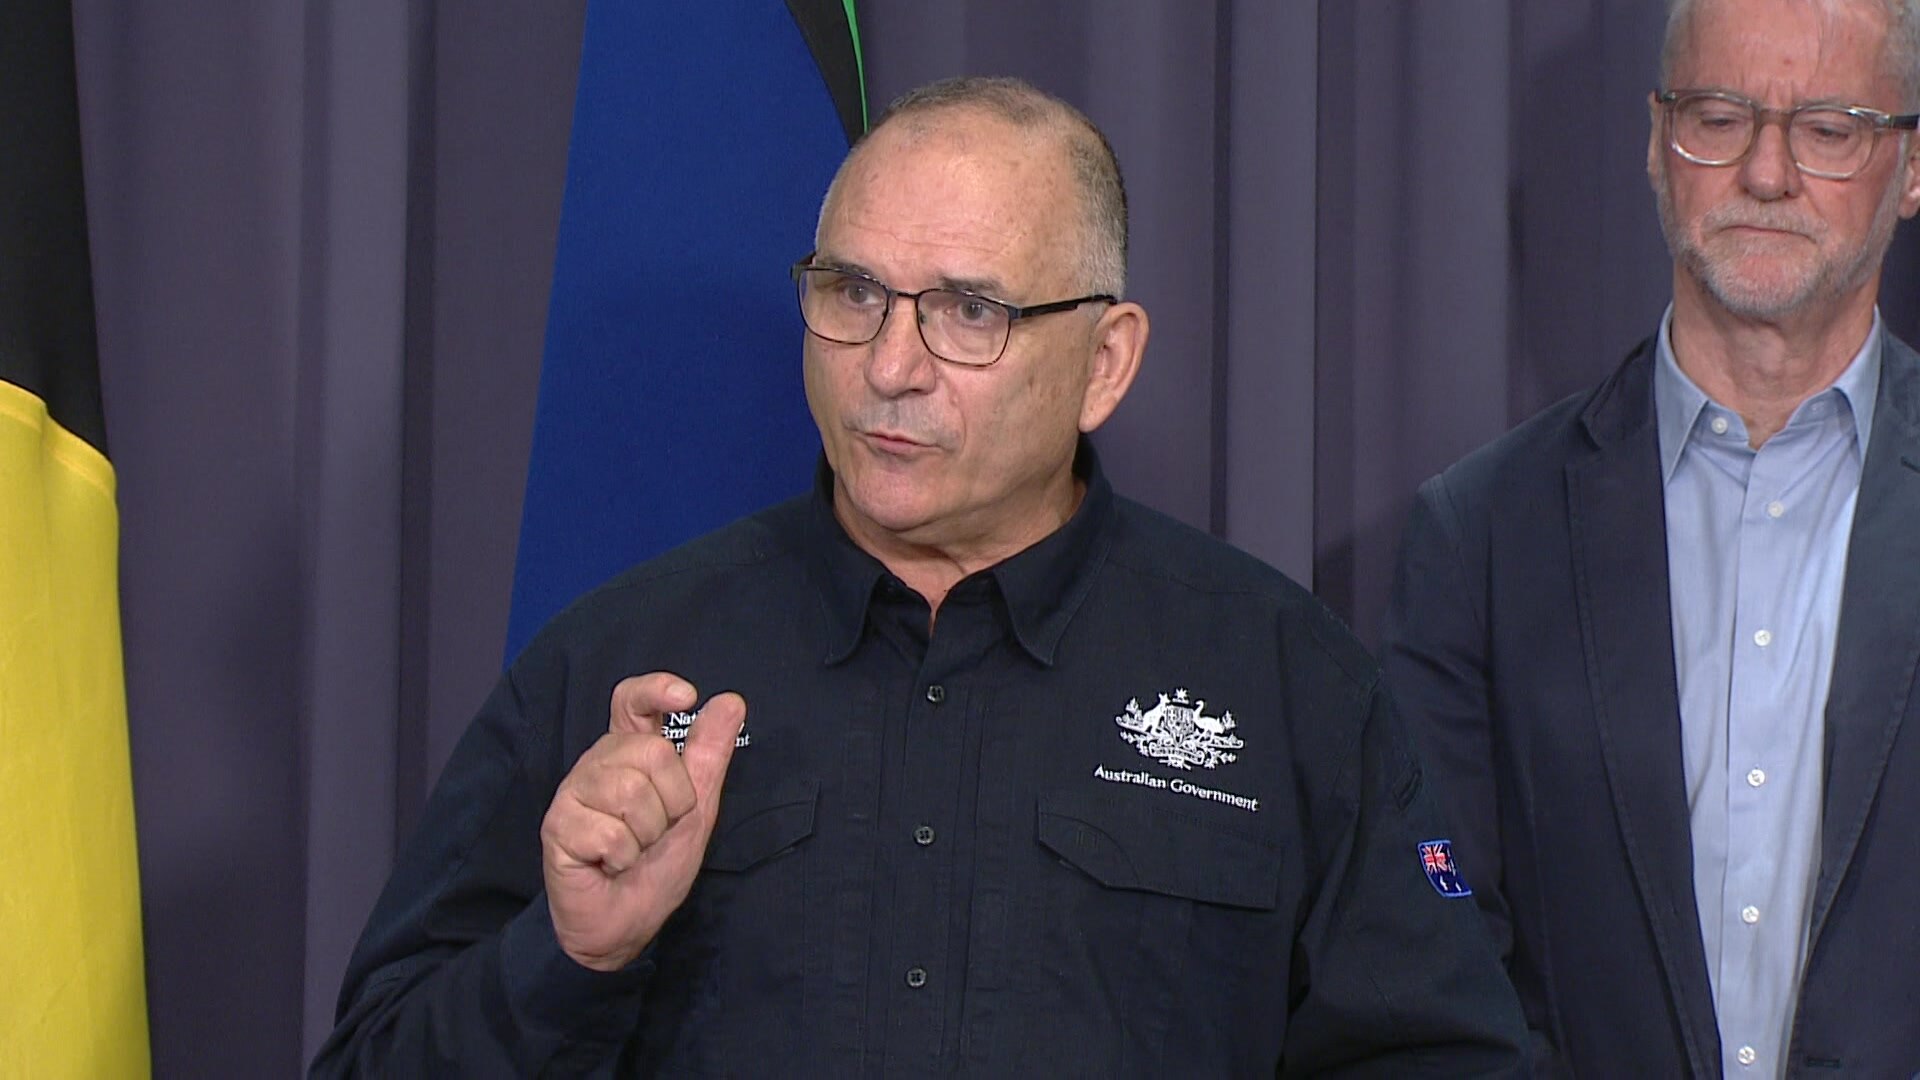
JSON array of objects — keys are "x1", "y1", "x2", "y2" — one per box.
[
  {"x1": 913, "y1": 824, "x2": 935, "y2": 846},
  {"x1": 905, "y1": 966, "x2": 928, "y2": 989},
  {"x1": 1655, "y1": 311, "x2": 1875, "y2": 1080},
  {"x1": 925, "y1": 684, "x2": 945, "y2": 704}
]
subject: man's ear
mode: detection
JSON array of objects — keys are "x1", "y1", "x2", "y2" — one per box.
[
  {"x1": 1647, "y1": 91, "x2": 1666, "y2": 192},
  {"x1": 1078, "y1": 301, "x2": 1148, "y2": 434},
  {"x1": 1900, "y1": 135, "x2": 1920, "y2": 219}
]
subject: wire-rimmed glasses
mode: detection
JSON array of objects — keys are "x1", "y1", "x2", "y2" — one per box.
[{"x1": 791, "y1": 259, "x2": 1115, "y2": 367}]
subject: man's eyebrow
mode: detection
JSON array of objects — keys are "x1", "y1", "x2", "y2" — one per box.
[
  {"x1": 937, "y1": 274, "x2": 1010, "y2": 298},
  {"x1": 807, "y1": 255, "x2": 877, "y2": 278},
  {"x1": 808, "y1": 256, "x2": 1011, "y2": 299},
  {"x1": 1798, "y1": 96, "x2": 1878, "y2": 109},
  {"x1": 1684, "y1": 87, "x2": 1869, "y2": 110}
]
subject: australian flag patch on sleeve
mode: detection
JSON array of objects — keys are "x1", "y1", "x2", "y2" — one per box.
[{"x1": 1417, "y1": 839, "x2": 1473, "y2": 897}]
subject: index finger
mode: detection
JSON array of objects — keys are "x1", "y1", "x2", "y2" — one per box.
[{"x1": 608, "y1": 672, "x2": 699, "y2": 734}]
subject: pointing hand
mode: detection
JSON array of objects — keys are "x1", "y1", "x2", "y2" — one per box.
[{"x1": 540, "y1": 672, "x2": 745, "y2": 970}]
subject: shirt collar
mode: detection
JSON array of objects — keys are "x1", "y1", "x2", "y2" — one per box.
[
  {"x1": 1833, "y1": 311, "x2": 1882, "y2": 451},
  {"x1": 1653, "y1": 304, "x2": 1883, "y2": 482},
  {"x1": 987, "y1": 441, "x2": 1115, "y2": 666},
  {"x1": 1653, "y1": 308, "x2": 1712, "y2": 484},
  {"x1": 805, "y1": 438, "x2": 1116, "y2": 666}
]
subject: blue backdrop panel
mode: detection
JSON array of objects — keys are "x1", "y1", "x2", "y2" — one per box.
[{"x1": 506, "y1": 4, "x2": 851, "y2": 662}]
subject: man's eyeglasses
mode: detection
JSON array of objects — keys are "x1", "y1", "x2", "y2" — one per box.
[
  {"x1": 1657, "y1": 88, "x2": 1919, "y2": 180},
  {"x1": 790, "y1": 259, "x2": 1115, "y2": 367}
]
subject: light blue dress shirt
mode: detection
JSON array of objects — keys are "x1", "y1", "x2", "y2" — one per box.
[{"x1": 1654, "y1": 309, "x2": 1880, "y2": 1078}]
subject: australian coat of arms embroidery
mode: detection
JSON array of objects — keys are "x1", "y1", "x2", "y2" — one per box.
[{"x1": 1114, "y1": 687, "x2": 1242, "y2": 769}]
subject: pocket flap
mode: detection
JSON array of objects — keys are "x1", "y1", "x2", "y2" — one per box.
[
  {"x1": 1037, "y1": 788, "x2": 1280, "y2": 910},
  {"x1": 704, "y1": 776, "x2": 819, "y2": 873}
]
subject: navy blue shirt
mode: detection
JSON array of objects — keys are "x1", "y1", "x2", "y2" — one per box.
[{"x1": 314, "y1": 448, "x2": 1525, "y2": 1077}]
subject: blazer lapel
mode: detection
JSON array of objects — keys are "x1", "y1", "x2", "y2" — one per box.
[
  {"x1": 1565, "y1": 343, "x2": 1720, "y2": 1075},
  {"x1": 1811, "y1": 334, "x2": 1920, "y2": 942}
]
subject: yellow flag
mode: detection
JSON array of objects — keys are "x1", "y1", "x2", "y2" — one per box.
[
  {"x1": 0, "y1": 387, "x2": 149, "y2": 1078},
  {"x1": 0, "y1": 2, "x2": 152, "y2": 1075}
]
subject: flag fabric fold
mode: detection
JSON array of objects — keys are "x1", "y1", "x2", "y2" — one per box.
[{"x1": 1, "y1": 2, "x2": 151, "y2": 1076}]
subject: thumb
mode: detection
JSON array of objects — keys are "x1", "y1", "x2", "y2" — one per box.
[
  {"x1": 608, "y1": 672, "x2": 698, "y2": 735},
  {"x1": 681, "y1": 692, "x2": 746, "y2": 799}
]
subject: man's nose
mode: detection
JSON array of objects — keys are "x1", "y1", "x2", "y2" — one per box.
[
  {"x1": 1739, "y1": 117, "x2": 1801, "y2": 200},
  {"x1": 864, "y1": 295, "x2": 938, "y2": 395}
]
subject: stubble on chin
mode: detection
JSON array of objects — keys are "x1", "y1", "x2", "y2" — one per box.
[
  {"x1": 1654, "y1": 168, "x2": 1902, "y2": 321},
  {"x1": 1688, "y1": 238, "x2": 1827, "y2": 319}
]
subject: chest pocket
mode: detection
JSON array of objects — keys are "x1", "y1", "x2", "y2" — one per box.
[
  {"x1": 1037, "y1": 786, "x2": 1281, "y2": 909},
  {"x1": 1000, "y1": 787, "x2": 1289, "y2": 1073},
  {"x1": 703, "y1": 775, "x2": 819, "y2": 872},
  {"x1": 646, "y1": 775, "x2": 821, "y2": 1073}
]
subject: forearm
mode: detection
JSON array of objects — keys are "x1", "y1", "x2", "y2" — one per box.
[{"x1": 310, "y1": 896, "x2": 650, "y2": 1077}]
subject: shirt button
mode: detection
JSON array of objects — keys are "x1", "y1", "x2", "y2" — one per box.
[
  {"x1": 1753, "y1": 629, "x2": 1772, "y2": 648},
  {"x1": 905, "y1": 966, "x2": 928, "y2": 989},
  {"x1": 1766, "y1": 500, "x2": 1785, "y2": 518},
  {"x1": 1747, "y1": 767, "x2": 1766, "y2": 788},
  {"x1": 1710, "y1": 416, "x2": 1730, "y2": 435},
  {"x1": 925, "y1": 684, "x2": 945, "y2": 704},
  {"x1": 913, "y1": 824, "x2": 936, "y2": 846},
  {"x1": 1737, "y1": 1045, "x2": 1757, "y2": 1066},
  {"x1": 1741, "y1": 905, "x2": 1760, "y2": 925}
]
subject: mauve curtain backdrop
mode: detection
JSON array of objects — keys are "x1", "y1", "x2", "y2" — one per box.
[{"x1": 66, "y1": 1, "x2": 1920, "y2": 1072}]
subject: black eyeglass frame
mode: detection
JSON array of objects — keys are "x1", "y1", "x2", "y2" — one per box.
[
  {"x1": 1655, "y1": 88, "x2": 1920, "y2": 180},
  {"x1": 789, "y1": 257, "x2": 1117, "y2": 367}
]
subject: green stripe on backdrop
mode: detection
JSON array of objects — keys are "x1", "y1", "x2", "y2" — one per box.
[
  {"x1": 845, "y1": 0, "x2": 866, "y2": 130},
  {"x1": 784, "y1": 0, "x2": 867, "y2": 143}
]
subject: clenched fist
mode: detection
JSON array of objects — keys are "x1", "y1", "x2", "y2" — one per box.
[{"x1": 540, "y1": 672, "x2": 745, "y2": 971}]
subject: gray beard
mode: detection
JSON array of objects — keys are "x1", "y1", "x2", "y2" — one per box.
[{"x1": 1654, "y1": 162, "x2": 1904, "y2": 320}]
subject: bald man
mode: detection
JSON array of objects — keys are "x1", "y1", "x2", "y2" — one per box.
[{"x1": 317, "y1": 77, "x2": 1525, "y2": 1077}]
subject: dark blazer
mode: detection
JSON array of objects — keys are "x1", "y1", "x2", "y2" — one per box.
[{"x1": 1381, "y1": 333, "x2": 1920, "y2": 1078}]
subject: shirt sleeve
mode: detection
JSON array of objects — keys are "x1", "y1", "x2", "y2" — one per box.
[
  {"x1": 1380, "y1": 475, "x2": 1510, "y2": 957},
  {"x1": 308, "y1": 656, "x2": 652, "y2": 1077},
  {"x1": 1279, "y1": 669, "x2": 1528, "y2": 1078},
  {"x1": 1379, "y1": 474, "x2": 1562, "y2": 1073}
]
